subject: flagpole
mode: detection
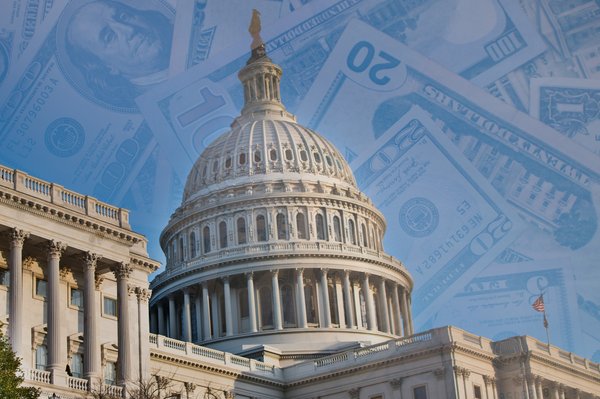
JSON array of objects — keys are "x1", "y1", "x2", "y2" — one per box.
[{"x1": 543, "y1": 307, "x2": 550, "y2": 352}]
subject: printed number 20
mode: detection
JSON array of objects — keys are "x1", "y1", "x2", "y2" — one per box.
[{"x1": 346, "y1": 41, "x2": 400, "y2": 86}]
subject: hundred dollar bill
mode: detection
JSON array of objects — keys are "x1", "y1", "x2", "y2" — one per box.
[
  {"x1": 138, "y1": 0, "x2": 545, "y2": 180},
  {"x1": 485, "y1": 0, "x2": 600, "y2": 111},
  {"x1": 169, "y1": 0, "x2": 313, "y2": 75},
  {"x1": 350, "y1": 106, "x2": 523, "y2": 324},
  {"x1": 297, "y1": 19, "x2": 600, "y2": 256},
  {"x1": 0, "y1": 0, "x2": 176, "y2": 204},
  {"x1": 428, "y1": 258, "x2": 582, "y2": 353},
  {"x1": 0, "y1": 0, "x2": 63, "y2": 88},
  {"x1": 577, "y1": 295, "x2": 600, "y2": 362},
  {"x1": 530, "y1": 77, "x2": 600, "y2": 158}
]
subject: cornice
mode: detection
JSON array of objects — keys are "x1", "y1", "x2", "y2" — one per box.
[
  {"x1": 149, "y1": 351, "x2": 284, "y2": 388},
  {"x1": 130, "y1": 254, "x2": 161, "y2": 273},
  {"x1": 0, "y1": 189, "x2": 144, "y2": 246}
]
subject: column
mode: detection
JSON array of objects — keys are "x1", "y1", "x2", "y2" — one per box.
[
  {"x1": 363, "y1": 274, "x2": 377, "y2": 331},
  {"x1": 271, "y1": 270, "x2": 283, "y2": 330},
  {"x1": 246, "y1": 273, "x2": 258, "y2": 333},
  {"x1": 194, "y1": 293, "x2": 202, "y2": 342},
  {"x1": 134, "y1": 287, "x2": 151, "y2": 382},
  {"x1": 47, "y1": 240, "x2": 66, "y2": 379},
  {"x1": 454, "y1": 367, "x2": 464, "y2": 398},
  {"x1": 201, "y1": 282, "x2": 211, "y2": 340},
  {"x1": 391, "y1": 283, "x2": 402, "y2": 335},
  {"x1": 113, "y1": 262, "x2": 133, "y2": 384},
  {"x1": 551, "y1": 382, "x2": 560, "y2": 399},
  {"x1": 527, "y1": 378, "x2": 536, "y2": 399},
  {"x1": 535, "y1": 377, "x2": 543, "y2": 399},
  {"x1": 223, "y1": 277, "x2": 233, "y2": 336},
  {"x1": 406, "y1": 291, "x2": 414, "y2": 334},
  {"x1": 559, "y1": 385, "x2": 566, "y2": 399},
  {"x1": 320, "y1": 269, "x2": 332, "y2": 328},
  {"x1": 182, "y1": 289, "x2": 192, "y2": 342},
  {"x1": 295, "y1": 269, "x2": 307, "y2": 328},
  {"x1": 483, "y1": 376, "x2": 492, "y2": 399},
  {"x1": 7, "y1": 228, "x2": 28, "y2": 360},
  {"x1": 378, "y1": 279, "x2": 390, "y2": 333},
  {"x1": 83, "y1": 252, "x2": 101, "y2": 381},
  {"x1": 400, "y1": 287, "x2": 411, "y2": 335},
  {"x1": 157, "y1": 302, "x2": 166, "y2": 335},
  {"x1": 168, "y1": 295, "x2": 177, "y2": 338},
  {"x1": 342, "y1": 270, "x2": 355, "y2": 329}
]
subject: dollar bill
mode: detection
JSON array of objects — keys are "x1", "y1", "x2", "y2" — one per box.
[
  {"x1": 297, "y1": 19, "x2": 599, "y2": 259},
  {"x1": 0, "y1": 0, "x2": 177, "y2": 205},
  {"x1": 0, "y1": 0, "x2": 63, "y2": 89},
  {"x1": 350, "y1": 106, "x2": 523, "y2": 324},
  {"x1": 577, "y1": 295, "x2": 600, "y2": 362},
  {"x1": 485, "y1": 0, "x2": 600, "y2": 112},
  {"x1": 428, "y1": 257, "x2": 582, "y2": 353},
  {"x1": 138, "y1": 0, "x2": 545, "y2": 181},
  {"x1": 169, "y1": 0, "x2": 314, "y2": 75},
  {"x1": 530, "y1": 77, "x2": 600, "y2": 157}
]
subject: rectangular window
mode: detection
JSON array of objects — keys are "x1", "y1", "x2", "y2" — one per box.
[
  {"x1": 35, "y1": 278, "x2": 47, "y2": 298},
  {"x1": 71, "y1": 353, "x2": 83, "y2": 378},
  {"x1": 70, "y1": 287, "x2": 83, "y2": 308},
  {"x1": 103, "y1": 296, "x2": 117, "y2": 317},
  {"x1": 35, "y1": 345, "x2": 47, "y2": 370},
  {"x1": 413, "y1": 386, "x2": 427, "y2": 399},
  {"x1": 474, "y1": 385, "x2": 482, "y2": 399},
  {"x1": 0, "y1": 269, "x2": 9, "y2": 286},
  {"x1": 104, "y1": 361, "x2": 116, "y2": 385}
]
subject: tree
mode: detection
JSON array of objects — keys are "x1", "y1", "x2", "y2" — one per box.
[{"x1": 0, "y1": 331, "x2": 40, "y2": 399}]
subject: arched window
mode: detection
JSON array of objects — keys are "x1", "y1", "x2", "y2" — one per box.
[
  {"x1": 348, "y1": 219, "x2": 356, "y2": 245},
  {"x1": 259, "y1": 286, "x2": 273, "y2": 328},
  {"x1": 256, "y1": 215, "x2": 267, "y2": 242},
  {"x1": 277, "y1": 213, "x2": 287, "y2": 240},
  {"x1": 333, "y1": 216, "x2": 342, "y2": 242},
  {"x1": 361, "y1": 223, "x2": 368, "y2": 247},
  {"x1": 219, "y1": 221, "x2": 228, "y2": 248},
  {"x1": 190, "y1": 231, "x2": 196, "y2": 258},
  {"x1": 71, "y1": 353, "x2": 83, "y2": 378},
  {"x1": 237, "y1": 217, "x2": 247, "y2": 244},
  {"x1": 316, "y1": 214, "x2": 325, "y2": 240},
  {"x1": 203, "y1": 226, "x2": 211, "y2": 253},
  {"x1": 305, "y1": 285, "x2": 317, "y2": 324},
  {"x1": 281, "y1": 284, "x2": 296, "y2": 326},
  {"x1": 296, "y1": 213, "x2": 307, "y2": 239},
  {"x1": 35, "y1": 345, "x2": 47, "y2": 370},
  {"x1": 179, "y1": 237, "x2": 185, "y2": 262}
]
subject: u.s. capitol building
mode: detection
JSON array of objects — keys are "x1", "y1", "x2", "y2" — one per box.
[{"x1": 1, "y1": 17, "x2": 599, "y2": 399}]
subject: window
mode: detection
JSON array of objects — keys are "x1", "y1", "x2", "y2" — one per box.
[
  {"x1": 212, "y1": 160, "x2": 219, "y2": 173},
  {"x1": 70, "y1": 287, "x2": 83, "y2": 308},
  {"x1": 104, "y1": 361, "x2": 117, "y2": 385},
  {"x1": 316, "y1": 214, "x2": 326, "y2": 240},
  {"x1": 71, "y1": 353, "x2": 83, "y2": 378},
  {"x1": 413, "y1": 386, "x2": 427, "y2": 399},
  {"x1": 296, "y1": 213, "x2": 307, "y2": 239},
  {"x1": 281, "y1": 284, "x2": 296, "y2": 326},
  {"x1": 179, "y1": 237, "x2": 184, "y2": 262},
  {"x1": 239, "y1": 152, "x2": 246, "y2": 165},
  {"x1": 254, "y1": 149, "x2": 262, "y2": 163},
  {"x1": 333, "y1": 216, "x2": 342, "y2": 242},
  {"x1": 300, "y1": 150, "x2": 308, "y2": 162},
  {"x1": 256, "y1": 215, "x2": 267, "y2": 242},
  {"x1": 305, "y1": 285, "x2": 317, "y2": 324},
  {"x1": 328, "y1": 284, "x2": 339, "y2": 325},
  {"x1": 269, "y1": 148, "x2": 278, "y2": 161},
  {"x1": 203, "y1": 226, "x2": 211, "y2": 253},
  {"x1": 225, "y1": 156, "x2": 232, "y2": 169},
  {"x1": 0, "y1": 269, "x2": 9, "y2": 286},
  {"x1": 190, "y1": 232, "x2": 196, "y2": 258},
  {"x1": 219, "y1": 221, "x2": 228, "y2": 248},
  {"x1": 103, "y1": 296, "x2": 117, "y2": 317},
  {"x1": 348, "y1": 219, "x2": 356, "y2": 245},
  {"x1": 276, "y1": 213, "x2": 287, "y2": 240},
  {"x1": 285, "y1": 149, "x2": 293, "y2": 161},
  {"x1": 35, "y1": 277, "x2": 47, "y2": 299},
  {"x1": 259, "y1": 286, "x2": 273, "y2": 328},
  {"x1": 325, "y1": 155, "x2": 333, "y2": 167},
  {"x1": 239, "y1": 288, "x2": 249, "y2": 319},
  {"x1": 313, "y1": 152, "x2": 321, "y2": 163},
  {"x1": 361, "y1": 224, "x2": 368, "y2": 247},
  {"x1": 237, "y1": 217, "x2": 247, "y2": 244},
  {"x1": 474, "y1": 385, "x2": 482, "y2": 399},
  {"x1": 35, "y1": 345, "x2": 47, "y2": 370}
]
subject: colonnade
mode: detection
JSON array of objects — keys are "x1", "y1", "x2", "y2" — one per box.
[
  {"x1": 150, "y1": 268, "x2": 414, "y2": 342},
  {"x1": 4, "y1": 227, "x2": 149, "y2": 386}
]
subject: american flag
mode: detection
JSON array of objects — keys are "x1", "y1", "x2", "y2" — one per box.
[{"x1": 532, "y1": 294, "x2": 545, "y2": 313}]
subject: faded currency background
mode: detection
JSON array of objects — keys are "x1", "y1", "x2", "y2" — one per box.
[{"x1": 0, "y1": 0, "x2": 598, "y2": 361}]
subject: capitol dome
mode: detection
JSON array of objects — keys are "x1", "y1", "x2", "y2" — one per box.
[{"x1": 149, "y1": 23, "x2": 414, "y2": 364}]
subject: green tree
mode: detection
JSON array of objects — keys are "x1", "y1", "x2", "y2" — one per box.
[{"x1": 0, "y1": 331, "x2": 40, "y2": 399}]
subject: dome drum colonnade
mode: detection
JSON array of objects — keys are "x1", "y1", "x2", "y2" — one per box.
[{"x1": 149, "y1": 20, "x2": 414, "y2": 356}]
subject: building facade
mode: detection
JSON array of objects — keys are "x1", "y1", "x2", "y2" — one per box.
[{"x1": 0, "y1": 20, "x2": 599, "y2": 399}]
